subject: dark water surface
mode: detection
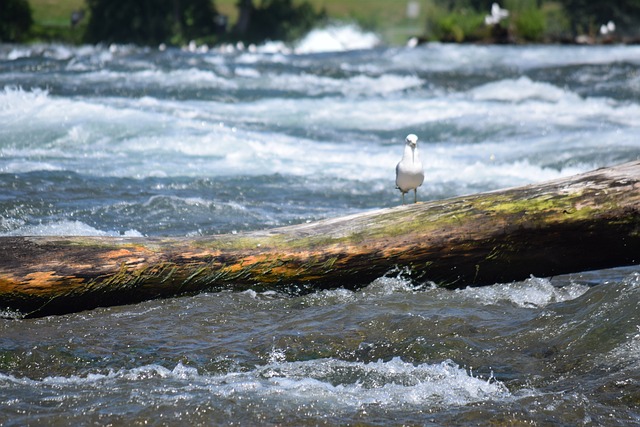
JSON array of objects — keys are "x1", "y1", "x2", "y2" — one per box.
[
  {"x1": 1, "y1": 31, "x2": 640, "y2": 425},
  {"x1": 1, "y1": 270, "x2": 639, "y2": 425}
]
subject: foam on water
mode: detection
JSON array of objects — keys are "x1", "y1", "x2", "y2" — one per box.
[
  {"x1": 456, "y1": 276, "x2": 590, "y2": 308},
  {"x1": 185, "y1": 80, "x2": 638, "y2": 135},
  {"x1": 389, "y1": 43, "x2": 640, "y2": 72},
  {"x1": 238, "y1": 72, "x2": 425, "y2": 97},
  {"x1": 0, "y1": 83, "x2": 632, "y2": 206},
  {"x1": 231, "y1": 357, "x2": 509, "y2": 409},
  {"x1": 294, "y1": 24, "x2": 381, "y2": 54},
  {"x1": 471, "y1": 76, "x2": 579, "y2": 103},
  {"x1": 5, "y1": 43, "x2": 80, "y2": 61},
  {"x1": 0, "y1": 86, "x2": 50, "y2": 115},
  {"x1": 80, "y1": 68, "x2": 239, "y2": 90},
  {"x1": 0, "y1": 87, "x2": 163, "y2": 150},
  {"x1": 294, "y1": 272, "x2": 421, "y2": 308},
  {"x1": 50, "y1": 64, "x2": 424, "y2": 99},
  {"x1": 300, "y1": 273, "x2": 590, "y2": 310},
  {"x1": 2, "y1": 220, "x2": 143, "y2": 237},
  {"x1": 0, "y1": 357, "x2": 510, "y2": 414},
  {"x1": 3, "y1": 37, "x2": 639, "y2": 69}
]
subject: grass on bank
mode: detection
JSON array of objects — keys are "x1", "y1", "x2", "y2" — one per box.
[
  {"x1": 27, "y1": 0, "x2": 86, "y2": 43},
  {"x1": 30, "y1": 0, "x2": 84, "y2": 26}
]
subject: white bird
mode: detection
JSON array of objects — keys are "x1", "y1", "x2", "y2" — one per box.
[
  {"x1": 395, "y1": 134, "x2": 424, "y2": 204},
  {"x1": 600, "y1": 20, "x2": 616, "y2": 35},
  {"x1": 484, "y1": 2, "x2": 509, "y2": 26}
]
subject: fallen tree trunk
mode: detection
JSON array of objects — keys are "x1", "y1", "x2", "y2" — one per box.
[{"x1": 1, "y1": 161, "x2": 640, "y2": 318}]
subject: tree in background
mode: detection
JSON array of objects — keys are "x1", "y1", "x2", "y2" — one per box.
[
  {"x1": 84, "y1": 0, "x2": 220, "y2": 45},
  {"x1": 0, "y1": 0, "x2": 33, "y2": 42},
  {"x1": 84, "y1": 0, "x2": 325, "y2": 46},
  {"x1": 558, "y1": 0, "x2": 640, "y2": 35},
  {"x1": 178, "y1": 0, "x2": 224, "y2": 41},
  {"x1": 233, "y1": 0, "x2": 327, "y2": 44}
]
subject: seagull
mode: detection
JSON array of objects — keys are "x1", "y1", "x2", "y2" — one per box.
[
  {"x1": 600, "y1": 20, "x2": 616, "y2": 35},
  {"x1": 484, "y1": 3, "x2": 509, "y2": 26},
  {"x1": 395, "y1": 134, "x2": 424, "y2": 204}
]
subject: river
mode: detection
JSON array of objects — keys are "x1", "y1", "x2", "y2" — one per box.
[{"x1": 1, "y1": 25, "x2": 639, "y2": 425}]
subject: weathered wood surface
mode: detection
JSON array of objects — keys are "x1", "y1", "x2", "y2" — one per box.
[{"x1": 1, "y1": 161, "x2": 640, "y2": 317}]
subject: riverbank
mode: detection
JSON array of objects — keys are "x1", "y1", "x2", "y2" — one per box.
[
  {"x1": 22, "y1": 0, "x2": 640, "y2": 47},
  {"x1": 25, "y1": 0, "x2": 424, "y2": 45}
]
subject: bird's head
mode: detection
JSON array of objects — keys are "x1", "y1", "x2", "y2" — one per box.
[{"x1": 406, "y1": 134, "x2": 418, "y2": 148}]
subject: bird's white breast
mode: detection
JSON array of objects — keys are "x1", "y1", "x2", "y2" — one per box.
[{"x1": 396, "y1": 145, "x2": 424, "y2": 192}]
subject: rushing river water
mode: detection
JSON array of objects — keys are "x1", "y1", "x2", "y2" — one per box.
[{"x1": 1, "y1": 26, "x2": 640, "y2": 425}]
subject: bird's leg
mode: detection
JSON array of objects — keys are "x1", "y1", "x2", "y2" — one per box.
[
  {"x1": 401, "y1": 192, "x2": 405, "y2": 205},
  {"x1": 414, "y1": 188, "x2": 417, "y2": 203}
]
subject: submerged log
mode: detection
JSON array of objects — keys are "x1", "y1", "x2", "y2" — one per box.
[{"x1": 1, "y1": 161, "x2": 640, "y2": 317}]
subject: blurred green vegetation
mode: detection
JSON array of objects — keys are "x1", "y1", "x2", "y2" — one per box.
[
  {"x1": 1, "y1": 0, "x2": 34, "y2": 42},
  {"x1": 2, "y1": 0, "x2": 640, "y2": 45},
  {"x1": 423, "y1": 0, "x2": 566, "y2": 43},
  {"x1": 231, "y1": 0, "x2": 327, "y2": 44},
  {"x1": 422, "y1": 0, "x2": 640, "y2": 43},
  {"x1": 83, "y1": 0, "x2": 221, "y2": 45},
  {"x1": 425, "y1": 3, "x2": 487, "y2": 42},
  {"x1": 507, "y1": 0, "x2": 547, "y2": 42}
]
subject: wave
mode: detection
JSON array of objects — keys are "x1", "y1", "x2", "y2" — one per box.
[
  {"x1": 0, "y1": 84, "x2": 631, "y2": 195},
  {"x1": 4, "y1": 36, "x2": 640, "y2": 70},
  {"x1": 80, "y1": 68, "x2": 239, "y2": 90},
  {"x1": 1, "y1": 220, "x2": 142, "y2": 237},
  {"x1": 455, "y1": 276, "x2": 590, "y2": 308},
  {"x1": 296, "y1": 273, "x2": 591, "y2": 310},
  {"x1": 470, "y1": 76, "x2": 579, "y2": 103},
  {"x1": 50, "y1": 64, "x2": 423, "y2": 98},
  {"x1": 294, "y1": 24, "x2": 381, "y2": 54},
  {"x1": 0, "y1": 357, "x2": 509, "y2": 414},
  {"x1": 389, "y1": 43, "x2": 640, "y2": 72},
  {"x1": 234, "y1": 72, "x2": 424, "y2": 97}
]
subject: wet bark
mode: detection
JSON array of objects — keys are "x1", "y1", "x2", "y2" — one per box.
[{"x1": 1, "y1": 161, "x2": 639, "y2": 317}]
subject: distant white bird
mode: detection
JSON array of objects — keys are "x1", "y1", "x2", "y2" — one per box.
[
  {"x1": 600, "y1": 20, "x2": 616, "y2": 35},
  {"x1": 485, "y1": 2, "x2": 509, "y2": 26},
  {"x1": 395, "y1": 134, "x2": 424, "y2": 204}
]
